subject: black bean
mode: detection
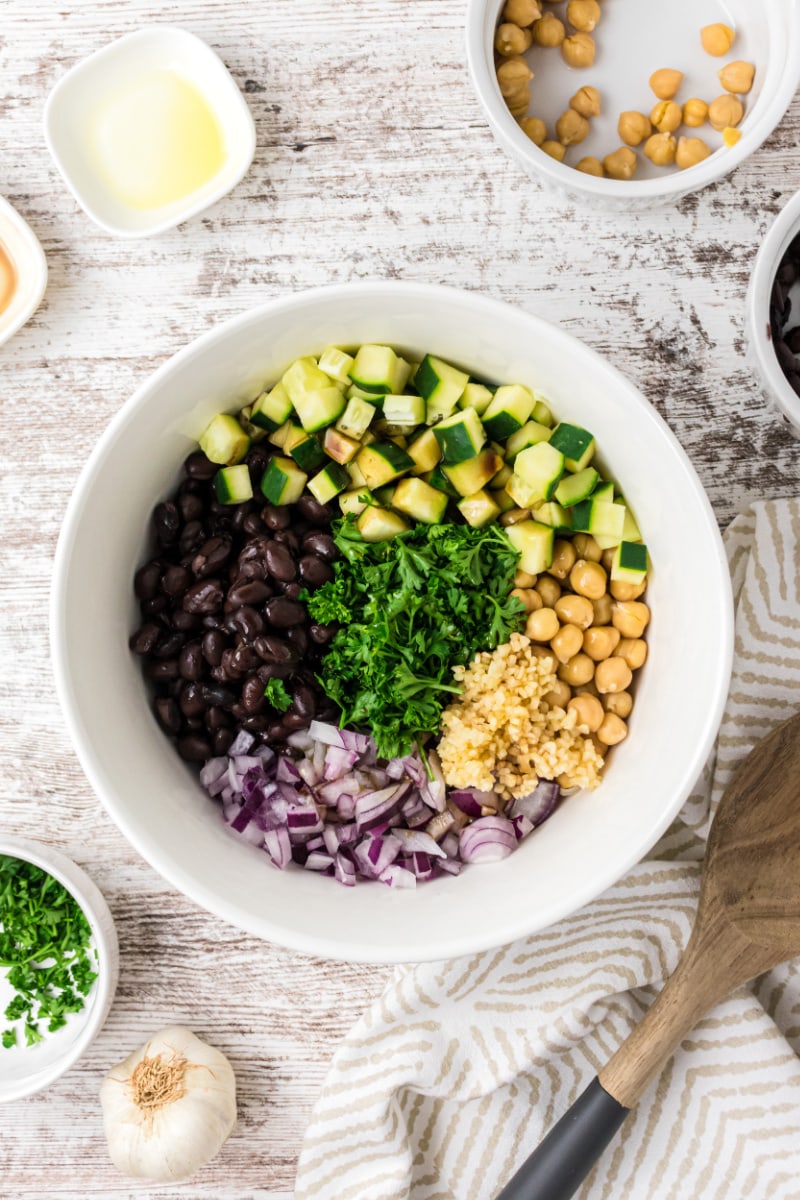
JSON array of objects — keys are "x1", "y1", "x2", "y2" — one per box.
[
  {"x1": 203, "y1": 685, "x2": 238, "y2": 709},
  {"x1": 134, "y1": 561, "x2": 162, "y2": 600},
  {"x1": 220, "y1": 649, "x2": 245, "y2": 680},
  {"x1": 302, "y1": 531, "x2": 337, "y2": 561},
  {"x1": 245, "y1": 445, "x2": 273, "y2": 475},
  {"x1": 261, "y1": 504, "x2": 290, "y2": 530},
  {"x1": 183, "y1": 579, "x2": 224, "y2": 614},
  {"x1": 206, "y1": 704, "x2": 233, "y2": 729},
  {"x1": 154, "y1": 697, "x2": 181, "y2": 735},
  {"x1": 254, "y1": 634, "x2": 294, "y2": 663},
  {"x1": 267, "y1": 718, "x2": 288, "y2": 741},
  {"x1": 242, "y1": 715, "x2": 271, "y2": 734},
  {"x1": 283, "y1": 713, "x2": 308, "y2": 732},
  {"x1": 153, "y1": 631, "x2": 184, "y2": 659},
  {"x1": 264, "y1": 541, "x2": 296, "y2": 582},
  {"x1": 179, "y1": 520, "x2": 206, "y2": 554},
  {"x1": 185, "y1": 716, "x2": 205, "y2": 733},
  {"x1": 265, "y1": 597, "x2": 306, "y2": 628},
  {"x1": 297, "y1": 494, "x2": 333, "y2": 526},
  {"x1": 227, "y1": 579, "x2": 272, "y2": 609},
  {"x1": 162, "y1": 564, "x2": 191, "y2": 597},
  {"x1": 243, "y1": 513, "x2": 264, "y2": 536},
  {"x1": 154, "y1": 501, "x2": 181, "y2": 544},
  {"x1": 309, "y1": 622, "x2": 337, "y2": 645},
  {"x1": 191, "y1": 536, "x2": 231, "y2": 577},
  {"x1": 233, "y1": 558, "x2": 269, "y2": 582},
  {"x1": 785, "y1": 326, "x2": 800, "y2": 354},
  {"x1": 212, "y1": 727, "x2": 235, "y2": 755},
  {"x1": 179, "y1": 683, "x2": 206, "y2": 718},
  {"x1": 230, "y1": 644, "x2": 261, "y2": 673},
  {"x1": 292, "y1": 684, "x2": 316, "y2": 719},
  {"x1": 141, "y1": 595, "x2": 169, "y2": 617},
  {"x1": 145, "y1": 658, "x2": 180, "y2": 682},
  {"x1": 282, "y1": 582, "x2": 303, "y2": 600},
  {"x1": 257, "y1": 661, "x2": 294, "y2": 681},
  {"x1": 776, "y1": 338, "x2": 797, "y2": 374},
  {"x1": 178, "y1": 491, "x2": 205, "y2": 523},
  {"x1": 130, "y1": 622, "x2": 162, "y2": 654},
  {"x1": 272, "y1": 529, "x2": 300, "y2": 555},
  {"x1": 286, "y1": 625, "x2": 309, "y2": 656},
  {"x1": 184, "y1": 451, "x2": 217, "y2": 480},
  {"x1": 172, "y1": 610, "x2": 200, "y2": 632},
  {"x1": 298, "y1": 554, "x2": 333, "y2": 587},
  {"x1": 228, "y1": 605, "x2": 265, "y2": 639},
  {"x1": 241, "y1": 676, "x2": 266, "y2": 714},
  {"x1": 178, "y1": 641, "x2": 204, "y2": 680},
  {"x1": 177, "y1": 734, "x2": 212, "y2": 762},
  {"x1": 202, "y1": 628, "x2": 226, "y2": 666}
]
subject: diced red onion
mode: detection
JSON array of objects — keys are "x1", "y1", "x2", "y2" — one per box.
[
  {"x1": 354, "y1": 834, "x2": 401, "y2": 878},
  {"x1": 511, "y1": 813, "x2": 534, "y2": 841},
  {"x1": 419, "y1": 749, "x2": 446, "y2": 813},
  {"x1": 323, "y1": 826, "x2": 340, "y2": 855},
  {"x1": 510, "y1": 780, "x2": 560, "y2": 827},
  {"x1": 410, "y1": 851, "x2": 435, "y2": 880},
  {"x1": 286, "y1": 730, "x2": 314, "y2": 752},
  {"x1": 287, "y1": 808, "x2": 323, "y2": 842},
  {"x1": 297, "y1": 758, "x2": 321, "y2": 788},
  {"x1": 276, "y1": 757, "x2": 301, "y2": 783},
  {"x1": 228, "y1": 729, "x2": 255, "y2": 756},
  {"x1": 459, "y1": 816, "x2": 517, "y2": 863},
  {"x1": 440, "y1": 831, "x2": 460, "y2": 859},
  {"x1": 449, "y1": 789, "x2": 486, "y2": 819},
  {"x1": 379, "y1": 864, "x2": 416, "y2": 888},
  {"x1": 393, "y1": 829, "x2": 446, "y2": 858},
  {"x1": 437, "y1": 857, "x2": 463, "y2": 876},
  {"x1": 264, "y1": 826, "x2": 291, "y2": 869},
  {"x1": 200, "y1": 757, "x2": 228, "y2": 789},
  {"x1": 324, "y1": 745, "x2": 360, "y2": 780},
  {"x1": 355, "y1": 783, "x2": 410, "y2": 833},
  {"x1": 334, "y1": 852, "x2": 357, "y2": 886},
  {"x1": 305, "y1": 851, "x2": 334, "y2": 871}
]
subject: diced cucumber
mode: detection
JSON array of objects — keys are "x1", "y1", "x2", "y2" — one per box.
[
  {"x1": 549, "y1": 422, "x2": 596, "y2": 473},
  {"x1": 555, "y1": 467, "x2": 599, "y2": 507},
  {"x1": 505, "y1": 472, "x2": 540, "y2": 509},
  {"x1": 592, "y1": 481, "x2": 615, "y2": 502},
  {"x1": 482, "y1": 384, "x2": 535, "y2": 441},
  {"x1": 336, "y1": 396, "x2": 375, "y2": 441},
  {"x1": 214, "y1": 464, "x2": 253, "y2": 505},
  {"x1": 375, "y1": 420, "x2": 416, "y2": 439},
  {"x1": 318, "y1": 346, "x2": 355, "y2": 385},
  {"x1": 236, "y1": 405, "x2": 268, "y2": 444},
  {"x1": 307, "y1": 462, "x2": 351, "y2": 505},
  {"x1": 347, "y1": 382, "x2": 382, "y2": 404},
  {"x1": 393, "y1": 477, "x2": 449, "y2": 524},
  {"x1": 427, "y1": 464, "x2": 461, "y2": 499},
  {"x1": 619, "y1": 501, "x2": 642, "y2": 543},
  {"x1": 374, "y1": 484, "x2": 397, "y2": 507},
  {"x1": 514, "y1": 441, "x2": 565, "y2": 501},
  {"x1": 611, "y1": 541, "x2": 649, "y2": 584},
  {"x1": 532, "y1": 398, "x2": 554, "y2": 427},
  {"x1": 293, "y1": 386, "x2": 347, "y2": 433},
  {"x1": 357, "y1": 506, "x2": 410, "y2": 542},
  {"x1": 382, "y1": 394, "x2": 426, "y2": 425},
  {"x1": 268, "y1": 419, "x2": 294, "y2": 449},
  {"x1": 282, "y1": 422, "x2": 306, "y2": 452},
  {"x1": 289, "y1": 431, "x2": 327, "y2": 473},
  {"x1": 260, "y1": 456, "x2": 307, "y2": 505},
  {"x1": 361, "y1": 429, "x2": 378, "y2": 446},
  {"x1": 323, "y1": 427, "x2": 361, "y2": 464},
  {"x1": 457, "y1": 489, "x2": 501, "y2": 528},
  {"x1": 339, "y1": 489, "x2": 373, "y2": 516},
  {"x1": 395, "y1": 358, "x2": 413, "y2": 393},
  {"x1": 349, "y1": 345, "x2": 403, "y2": 395},
  {"x1": 532, "y1": 501, "x2": 572, "y2": 530},
  {"x1": 433, "y1": 408, "x2": 486, "y2": 464},
  {"x1": 346, "y1": 458, "x2": 367, "y2": 488},
  {"x1": 443, "y1": 448, "x2": 504, "y2": 497},
  {"x1": 491, "y1": 487, "x2": 516, "y2": 513},
  {"x1": 571, "y1": 497, "x2": 626, "y2": 543},
  {"x1": 251, "y1": 381, "x2": 294, "y2": 432},
  {"x1": 504, "y1": 520, "x2": 555, "y2": 574},
  {"x1": 458, "y1": 382, "x2": 494, "y2": 415},
  {"x1": 504, "y1": 420, "x2": 553, "y2": 461},
  {"x1": 387, "y1": 434, "x2": 409, "y2": 449},
  {"x1": 413, "y1": 355, "x2": 469, "y2": 423},
  {"x1": 408, "y1": 428, "x2": 442, "y2": 475},
  {"x1": 355, "y1": 441, "x2": 415, "y2": 490},
  {"x1": 282, "y1": 357, "x2": 332, "y2": 405},
  {"x1": 493, "y1": 463, "x2": 513, "y2": 488},
  {"x1": 199, "y1": 414, "x2": 251, "y2": 466}
]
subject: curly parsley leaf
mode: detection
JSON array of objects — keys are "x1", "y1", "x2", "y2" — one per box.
[{"x1": 263, "y1": 678, "x2": 292, "y2": 712}]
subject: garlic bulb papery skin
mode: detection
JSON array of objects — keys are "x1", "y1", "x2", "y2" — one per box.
[{"x1": 100, "y1": 1025, "x2": 237, "y2": 1181}]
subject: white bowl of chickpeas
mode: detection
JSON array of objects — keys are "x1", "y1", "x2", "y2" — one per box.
[{"x1": 467, "y1": 0, "x2": 800, "y2": 207}]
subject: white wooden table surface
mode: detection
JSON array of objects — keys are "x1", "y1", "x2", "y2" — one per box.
[{"x1": 1, "y1": 1, "x2": 798, "y2": 1196}]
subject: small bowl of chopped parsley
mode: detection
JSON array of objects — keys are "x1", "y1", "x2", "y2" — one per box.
[{"x1": 0, "y1": 836, "x2": 119, "y2": 1102}]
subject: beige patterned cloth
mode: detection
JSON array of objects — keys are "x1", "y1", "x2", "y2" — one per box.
[{"x1": 295, "y1": 500, "x2": 800, "y2": 1200}]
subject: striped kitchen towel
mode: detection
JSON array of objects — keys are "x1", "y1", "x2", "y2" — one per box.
[{"x1": 295, "y1": 499, "x2": 800, "y2": 1200}]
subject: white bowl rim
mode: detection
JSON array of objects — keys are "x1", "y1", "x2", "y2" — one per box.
[
  {"x1": 50, "y1": 282, "x2": 734, "y2": 961},
  {"x1": 465, "y1": 0, "x2": 800, "y2": 203},
  {"x1": 43, "y1": 24, "x2": 256, "y2": 240},
  {"x1": 746, "y1": 187, "x2": 800, "y2": 429},
  {"x1": 0, "y1": 835, "x2": 118, "y2": 1101},
  {"x1": 0, "y1": 195, "x2": 48, "y2": 348}
]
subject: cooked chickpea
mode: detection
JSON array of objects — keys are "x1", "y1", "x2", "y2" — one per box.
[
  {"x1": 507, "y1": 93, "x2": 531, "y2": 118},
  {"x1": 601, "y1": 548, "x2": 616, "y2": 572},
  {"x1": 650, "y1": 100, "x2": 682, "y2": 133},
  {"x1": 535, "y1": 576, "x2": 562, "y2": 608},
  {"x1": 610, "y1": 578, "x2": 647, "y2": 601},
  {"x1": 551, "y1": 623, "x2": 584, "y2": 663},
  {"x1": 618, "y1": 111, "x2": 652, "y2": 148},
  {"x1": 519, "y1": 116, "x2": 547, "y2": 146},
  {"x1": 644, "y1": 132, "x2": 677, "y2": 167},
  {"x1": 541, "y1": 140, "x2": 567, "y2": 162},
  {"x1": 723, "y1": 126, "x2": 742, "y2": 147},
  {"x1": 569, "y1": 558, "x2": 607, "y2": 599},
  {"x1": 708, "y1": 93, "x2": 743, "y2": 132},
  {"x1": 612, "y1": 600, "x2": 651, "y2": 639},
  {"x1": 594, "y1": 656, "x2": 633, "y2": 694},
  {"x1": 719, "y1": 61, "x2": 755, "y2": 95},
  {"x1": 548, "y1": 538, "x2": 577, "y2": 579},
  {"x1": 503, "y1": 0, "x2": 542, "y2": 26},
  {"x1": 514, "y1": 569, "x2": 537, "y2": 588},
  {"x1": 556, "y1": 108, "x2": 590, "y2": 146},
  {"x1": 532, "y1": 12, "x2": 565, "y2": 46},
  {"x1": 543, "y1": 679, "x2": 572, "y2": 708},
  {"x1": 574, "y1": 680, "x2": 598, "y2": 697},
  {"x1": 603, "y1": 147, "x2": 637, "y2": 181},
  {"x1": 597, "y1": 712, "x2": 628, "y2": 746},
  {"x1": 567, "y1": 692, "x2": 604, "y2": 732},
  {"x1": 495, "y1": 23, "x2": 533, "y2": 56},
  {"x1": 583, "y1": 625, "x2": 621, "y2": 661},
  {"x1": 511, "y1": 586, "x2": 543, "y2": 613},
  {"x1": 566, "y1": 0, "x2": 600, "y2": 33},
  {"x1": 649, "y1": 68, "x2": 684, "y2": 100},
  {"x1": 570, "y1": 85, "x2": 601, "y2": 118},
  {"x1": 675, "y1": 136, "x2": 711, "y2": 169},
  {"x1": 701, "y1": 22, "x2": 735, "y2": 56},
  {"x1": 557, "y1": 652, "x2": 595, "y2": 686},
  {"x1": 526, "y1": 607, "x2": 560, "y2": 641},
  {"x1": 530, "y1": 643, "x2": 556, "y2": 661},
  {"x1": 496, "y1": 56, "x2": 533, "y2": 96},
  {"x1": 604, "y1": 690, "x2": 633, "y2": 718},
  {"x1": 575, "y1": 156, "x2": 605, "y2": 177},
  {"x1": 616, "y1": 637, "x2": 648, "y2": 670},
  {"x1": 562, "y1": 31, "x2": 595, "y2": 68},
  {"x1": 555, "y1": 593, "x2": 594, "y2": 629},
  {"x1": 683, "y1": 98, "x2": 709, "y2": 127},
  {"x1": 572, "y1": 533, "x2": 603, "y2": 562},
  {"x1": 591, "y1": 594, "x2": 613, "y2": 625}
]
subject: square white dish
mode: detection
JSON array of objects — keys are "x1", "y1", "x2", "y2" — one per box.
[{"x1": 0, "y1": 196, "x2": 47, "y2": 349}]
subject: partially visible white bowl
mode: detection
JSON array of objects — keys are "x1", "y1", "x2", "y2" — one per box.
[
  {"x1": 0, "y1": 196, "x2": 47, "y2": 349},
  {"x1": 51, "y1": 282, "x2": 733, "y2": 963},
  {"x1": 44, "y1": 26, "x2": 256, "y2": 238},
  {"x1": 745, "y1": 187, "x2": 800, "y2": 434},
  {"x1": 466, "y1": 0, "x2": 800, "y2": 209},
  {"x1": 0, "y1": 836, "x2": 118, "y2": 1102}
]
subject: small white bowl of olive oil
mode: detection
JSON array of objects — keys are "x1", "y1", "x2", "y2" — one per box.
[{"x1": 44, "y1": 26, "x2": 256, "y2": 239}]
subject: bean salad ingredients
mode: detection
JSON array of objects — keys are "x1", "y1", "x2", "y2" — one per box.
[
  {"x1": 1, "y1": 855, "x2": 98, "y2": 1049},
  {"x1": 767, "y1": 232, "x2": 800, "y2": 401}
]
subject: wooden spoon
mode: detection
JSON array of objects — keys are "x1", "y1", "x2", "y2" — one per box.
[{"x1": 497, "y1": 711, "x2": 800, "y2": 1200}]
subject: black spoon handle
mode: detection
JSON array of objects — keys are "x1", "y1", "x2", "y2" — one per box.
[{"x1": 496, "y1": 1077, "x2": 629, "y2": 1200}]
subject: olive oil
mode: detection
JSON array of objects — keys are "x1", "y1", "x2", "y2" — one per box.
[
  {"x1": 89, "y1": 69, "x2": 225, "y2": 211},
  {"x1": 0, "y1": 242, "x2": 16, "y2": 315}
]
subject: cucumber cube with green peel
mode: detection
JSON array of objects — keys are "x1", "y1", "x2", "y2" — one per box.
[
  {"x1": 282, "y1": 357, "x2": 332, "y2": 405},
  {"x1": 339, "y1": 489, "x2": 374, "y2": 516},
  {"x1": 392, "y1": 477, "x2": 449, "y2": 524},
  {"x1": 619, "y1": 501, "x2": 642, "y2": 543},
  {"x1": 571, "y1": 497, "x2": 626, "y2": 542},
  {"x1": 504, "y1": 519, "x2": 555, "y2": 574},
  {"x1": 611, "y1": 541, "x2": 648, "y2": 584},
  {"x1": 260, "y1": 456, "x2": 308, "y2": 505},
  {"x1": 214, "y1": 464, "x2": 253, "y2": 505},
  {"x1": 481, "y1": 384, "x2": 536, "y2": 441},
  {"x1": 408, "y1": 428, "x2": 442, "y2": 475},
  {"x1": 199, "y1": 413, "x2": 251, "y2": 465},
  {"x1": 457, "y1": 489, "x2": 502, "y2": 528},
  {"x1": 318, "y1": 346, "x2": 355, "y2": 385},
  {"x1": 532, "y1": 398, "x2": 554, "y2": 427},
  {"x1": 514, "y1": 441, "x2": 565, "y2": 501},
  {"x1": 355, "y1": 441, "x2": 415, "y2": 490},
  {"x1": 491, "y1": 486, "x2": 516, "y2": 513},
  {"x1": 548, "y1": 422, "x2": 596, "y2": 472},
  {"x1": 432, "y1": 407, "x2": 486, "y2": 464},
  {"x1": 458, "y1": 382, "x2": 494, "y2": 415},
  {"x1": 307, "y1": 462, "x2": 351, "y2": 505},
  {"x1": 414, "y1": 355, "x2": 469, "y2": 423},
  {"x1": 323, "y1": 427, "x2": 361, "y2": 464},
  {"x1": 357, "y1": 506, "x2": 410, "y2": 542},
  {"x1": 382, "y1": 394, "x2": 427, "y2": 426},
  {"x1": 292, "y1": 386, "x2": 347, "y2": 433},
  {"x1": 267, "y1": 419, "x2": 294, "y2": 449},
  {"x1": 505, "y1": 472, "x2": 541, "y2": 510},
  {"x1": 505, "y1": 420, "x2": 553, "y2": 461},
  {"x1": 427, "y1": 463, "x2": 461, "y2": 498},
  {"x1": 349, "y1": 345, "x2": 403, "y2": 395},
  {"x1": 289, "y1": 432, "x2": 327, "y2": 473},
  {"x1": 555, "y1": 467, "x2": 599, "y2": 507},
  {"x1": 250, "y1": 381, "x2": 294, "y2": 432},
  {"x1": 532, "y1": 501, "x2": 572, "y2": 530},
  {"x1": 442, "y1": 447, "x2": 504, "y2": 497},
  {"x1": 336, "y1": 396, "x2": 375, "y2": 441}
]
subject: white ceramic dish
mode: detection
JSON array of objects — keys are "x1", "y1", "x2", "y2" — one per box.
[
  {"x1": 51, "y1": 282, "x2": 733, "y2": 963},
  {"x1": 44, "y1": 26, "x2": 256, "y2": 238},
  {"x1": 745, "y1": 187, "x2": 800, "y2": 434},
  {"x1": 0, "y1": 196, "x2": 47, "y2": 349},
  {"x1": 466, "y1": 0, "x2": 800, "y2": 209},
  {"x1": 0, "y1": 836, "x2": 118, "y2": 1102}
]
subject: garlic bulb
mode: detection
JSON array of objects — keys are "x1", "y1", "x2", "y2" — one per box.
[{"x1": 100, "y1": 1025, "x2": 237, "y2": 1181}]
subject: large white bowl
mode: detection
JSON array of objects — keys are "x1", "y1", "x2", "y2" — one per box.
[
  {"x1": 466, "y1": 0, "x2": 800, "y2": 209},
  {"x1": 51, "y1": 283, "x2": 733, "y2": 963}
]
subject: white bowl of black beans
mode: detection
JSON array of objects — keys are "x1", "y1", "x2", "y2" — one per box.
[{"x1": 50, "y1": 282, "x2": 733, "y2": 963}]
